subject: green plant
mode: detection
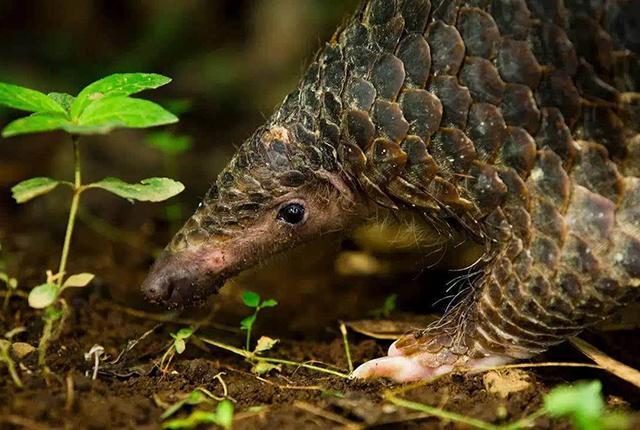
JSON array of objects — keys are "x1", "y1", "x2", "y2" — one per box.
[
  {"x1": 0, "y1": 328, "x2": 27, "y2": 388},
  {"x1": 369, "y1": 293, "x2": 397, "y2": 318},
  {"x1": 145, "y1": 130, "x2": 193, "y2": 227},
  {"x1": 240, "y1": 291, "x2": 277, "y2": 351},
  {"x1": 0, "y1": 243, "x2": 19, "y2": 312},
  {"x1": 160, "y1": 327, "x2": 194, "y2": 372},
  {"x1": 544, "y1": 380, "x2": 630, "y2": 430},
  {"x1": 162, "y1": 399, "x2": 234, "y2": 430},
  {"x1": 0, "y1": 73, "x2": 185, "y2": 367}
]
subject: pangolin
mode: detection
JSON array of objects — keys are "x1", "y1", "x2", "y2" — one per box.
[{"x1": 141, "y1": 0, "x2": 640, "y2": 382}]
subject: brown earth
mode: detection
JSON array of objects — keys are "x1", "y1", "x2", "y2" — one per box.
[{"x1": 0, "y1": 216, "x2": 639, "y2": 430}]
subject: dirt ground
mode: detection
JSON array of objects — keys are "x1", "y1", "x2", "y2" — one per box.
[{"x1": 0, "y1": 213, "x2": 639, "y2": 430}]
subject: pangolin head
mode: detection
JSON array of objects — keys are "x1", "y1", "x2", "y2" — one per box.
[{"x1": 141, "y1": 123, "x2": 366, "y2": 307}]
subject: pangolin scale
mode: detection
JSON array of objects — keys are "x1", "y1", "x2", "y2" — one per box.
[{"x1": 142, "y1": 0, "x2": 640, "y2": 381}]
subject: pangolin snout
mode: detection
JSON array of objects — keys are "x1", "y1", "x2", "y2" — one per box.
[{"x1": 141, "y1": 247, "x2": 226, "y2": 308}]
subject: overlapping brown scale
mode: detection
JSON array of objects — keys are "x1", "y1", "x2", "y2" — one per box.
[
  {"x1": 430, "y1": 0, "x2": 459, "y2": 24},
  {"x1": 497, "y1": 167, "x2": 530, "y2": 207},
  {"x1": 457, "y1": 7, "x2": 500, "y2": 59},
  {"x1": 343, "y1": 77, "x2": 376, "y2": 111},
  {"x1": 531, "y1": 197, "x2": 566, "y2": 239},
  {"x1": 537, "y1": 71, "x2": 581, "y2": 128},
  {"x1": 387, "y1": 176, "x2": 440, "y2": 210},
  {"x1": 529, "y1": 24, "x2": 578, "y2": 76},
  {"x1": 396, "y1": 34, "x2": 431, "y2": 87},
  {"x1": 500, "y1": 84, "x2": 540, "y2": 134},
  {"x1": 498, "y1": 126, "x2": 537, "y2": 175},
  {"x1": 319, "y1": 44, "x2": 346, "y2": 95},
  {"x1": 535, "y1": 108, "x2": 578, "y2": 164},
  {"x1": 575, "y1": 60, "x2": 619, "y2": 103},
  {"x1": 567, "y1": 14, "x2": 614, "y2": 76},
  {"x1": 503, "y1": 204, "x2": 532, "y2": 242},
  {"x1": 490, "y1": 0, "x2": 531, "y2": 40},
  {"x1": 497, "y1": 39, "x2": 542, "y2": 88},
  {"x1": 430, "y1": 128, "x2": 477, "y2": 176},
  {"x1": 465, "y1": 102, "x2": 507, "y2": 161},
  {"x1": 341, "y1": 109, "x2": 376, "y2": 149},
  {"x1": 399, "y1": 0, "x2": 431, "y2": 33},
  {"x1": 371, "y1": 53, "x2": 406, "y2": 100},
  {"x1": 566, "y1": 185, "x2": 616, "y2": 243},
  {"x1": 427, "y1": 176, "x2": 474, "y2": 209},
  {"x1": 364, "y1": 0, "x2": 398, "y2": 25},
  {"x1": 429, "y1": 75, "x2": 472, "y2": 128},
  {"x1": 372, "y1": 100, "x2": 410, "y2": 141},
  {"x1": 526, "y1": 0, "x2": 568, "y2": 27},
  {"x1": 400, "y1": 134, "x2": 439, "y2": 186},
  {"x1": 465, "y1": 162, "x2": 508, "y2": 214},
  {"x1": 366, "y1": 137, "x2": 408, "y2": 180},
  {"x1": 578, "y1": 106, "x2": 626, "y2": 159},
  {"x1": 399, "y1": 89, "x2": 443, "y2": 141},
  {"x1": 527, "y1": 149, "x2": 571, "y2": 208},
  {"x1": 561, "y1": 234, "x2": 603, "y2": 277},
  {"x1": 460, "y1": 57, "x2": 505, "y2": 105},
  {"x1": 571, "y1": 142, "x2": 622, "y2": 203},
  {"x1": 370, "y1": 16, "x2": 405, "y2": 53},
  {"x1": 426, "y1": 20, "x2": 465, "y2": 75}
]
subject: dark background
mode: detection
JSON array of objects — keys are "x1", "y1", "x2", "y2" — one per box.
[{"x1": 0, "y1": 1, "x2": 384, "y2": 319}]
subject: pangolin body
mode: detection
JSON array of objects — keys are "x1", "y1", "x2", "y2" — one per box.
[{"x1": 142, "y1": 0, "x2": 640, "y2": 381}]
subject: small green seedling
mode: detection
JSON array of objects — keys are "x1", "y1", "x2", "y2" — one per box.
[
  {"x1": 369, "y1": 293, "x2": 397, "y2": 318},
  {"x1": 0, "y1": 243, "x2": 19, "y2": 313},
  {"x1": 0, "y1": 73, "x2": 185, "y2": 368},
  {"x1": 240, "y1": 291, "x2": 277, "y2": 351},
  {"x1": 0, "y1": 327, "x2": 27, "y2": 388},
  {"x1": 162, "y1": 399, "x2": 234, "y2": 430},
  {"x1": 160, "y1": 327, "x2": 194, "y2": 372},
  {"x1": 145, "y1": 130, "x2": 193, "y2": 227},
  {"x1": 544, "y1": 380, "x2": 630, "y2": 430}
]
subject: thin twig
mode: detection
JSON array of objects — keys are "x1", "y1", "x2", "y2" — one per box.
[{"x1": 339, "y1": 321, "x2": 354, "y2": 373}]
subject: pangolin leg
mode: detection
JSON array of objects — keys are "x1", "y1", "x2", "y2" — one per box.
[{"x1": 355, "y1": 143, "x2": 640, "y2": 382}]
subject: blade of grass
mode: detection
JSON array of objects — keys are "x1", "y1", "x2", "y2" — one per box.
[{"x1": 339, "y1": 322, "x2": 354, "y2": 373}]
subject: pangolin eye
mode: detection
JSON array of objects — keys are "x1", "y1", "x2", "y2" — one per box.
[{"x1": 277, "y1": 203, "x2": 306, "y2": 225}]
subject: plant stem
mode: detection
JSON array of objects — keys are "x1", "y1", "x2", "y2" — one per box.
[
  {"x1": 339, "y1": 322, "x2": 354, "y2": 373},
  {"x1": 245, "y1": 309, "x2": 257, "y2": 351},
  {"x1": 198, "y1": 336, "x2": 351, "y2": 379},
  {"x1": 386, "y1": 394, "x2": 500, "y2": 430},
  {"x1": 57, "y1": 135, "x2": 82, "y2": 287},
  {"x1": 0, "y1": 344, "x2": 23, "y2": 388},
  {"x1": 38, "y1": 317, "x2": 54, "y2": 367}
]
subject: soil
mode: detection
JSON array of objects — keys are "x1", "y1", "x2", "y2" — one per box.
[{"x1": 0, "y1": 212, "x2": 639, "y2": 430}]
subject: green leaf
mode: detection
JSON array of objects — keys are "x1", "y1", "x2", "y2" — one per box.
[
  {"x1": 28, "y1": 283, "x2": 59, "y2": 309},
  {"x1": 251, "y1": 361, "x2": 281, "y2": 376},
  {"x1": 88, "y1": 177, "x2": 184, "y2": 202},
  {"x1": 11, "y1": 177, "x2": 61, "y2": 204},
  {"x1": 71, "y1": 73, "x2": 172, "y2": 119},
  {"x1": 162, "y1": 410, "x2": 218, "y2": 429},
  {"x1": 175, "y1": 328, "x2": 194, "y2": 339},
  {"x1": 216, "y1": 400, "x2": 234, "y2": 430},
  {"x1": 0, "y1": 82, "x2": 66, "y2": 114},
  {"x1": 44, "y1": 306, "x2": 64, "y2": 321},
  {"x1": 2, "y1": 112, "x2": 72, "y2": 137},
  {"x1": 62, "y1": 273, "x2": 95, "y2": 289},
  {"x1": 146, "y1": 131, "x2": 192, "y2": 155},
  {"x1": 174, "y1": 338, "x2": 186, "y2": 354},
  {"x1": 545, "y1": 381, "x2": 605, "y2": 430},
  {"x1": 47, "y1": 92, "x2": 75, "y2": 113},
  {"x1": 61, "y1": 122, "x2": 125, "y2": 135},
  {"x1": 253, "y1": 336, "x2": 278, "y2": 354},
  {"x1": 160, "y1": 390, "x2": 206, "y2": 420},
  {"x1": 240, "y1": 314, "x2": 256, "y2": 331},
  {"x1": 260, "y1": 299, "x2": 278, "y2": 308},
  {"x1": 77, "y1": 96, "x2": 178, "y2": 131},
  {"x1": 242, "y1": 291, "x2": 260, "y2": 308}
]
